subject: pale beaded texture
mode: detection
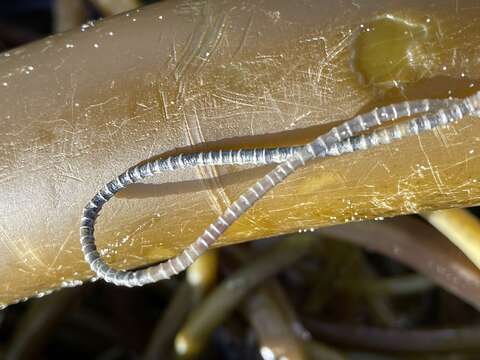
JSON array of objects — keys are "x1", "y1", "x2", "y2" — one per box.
[{"x1": 80, "y1": 92, "x2": 480, "y2": 287}]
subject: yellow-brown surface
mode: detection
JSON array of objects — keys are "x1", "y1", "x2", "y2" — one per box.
[{"x1": 1, "y1": 0, "x2": 480, "y2": 306}]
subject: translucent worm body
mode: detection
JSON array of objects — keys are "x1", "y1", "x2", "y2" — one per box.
[{"x1": 80, "y1": 93, "x2": 480, "y2": 287}]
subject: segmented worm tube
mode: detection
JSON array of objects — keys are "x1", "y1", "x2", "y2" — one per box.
[{"x1": 80, "y1": 93, "x2": 480, "y2": 287}]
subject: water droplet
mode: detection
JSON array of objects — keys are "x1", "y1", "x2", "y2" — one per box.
[
  {"x1": 81, "y1": 20, "x2": 96, "y2": 32},
  {"x1": 260, "y1": 346, "x2": 275, "y2": 360},
  {"x1": 61, "y1": 279, "x2": 83, "y2": 288}
]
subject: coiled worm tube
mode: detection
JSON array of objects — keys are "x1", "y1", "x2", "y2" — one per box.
[{"x1": 80, "y1": 92, "x2": 480, "y2": 287}]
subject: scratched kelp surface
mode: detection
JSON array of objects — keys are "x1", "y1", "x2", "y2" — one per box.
[
  {"x1": 3, "y1": 1, "x2": 480, "y2": 359},
  {"x1": 1, "y1": 0, "x2": 480, "y2": 305}
]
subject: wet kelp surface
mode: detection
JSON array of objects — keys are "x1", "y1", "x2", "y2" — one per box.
[
  {"x1": 1, "y1": 0, "x2": 480, "y2": 304},
  {"x1": 3, "y1": 216, "x2": 480, "y2": 359}
]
